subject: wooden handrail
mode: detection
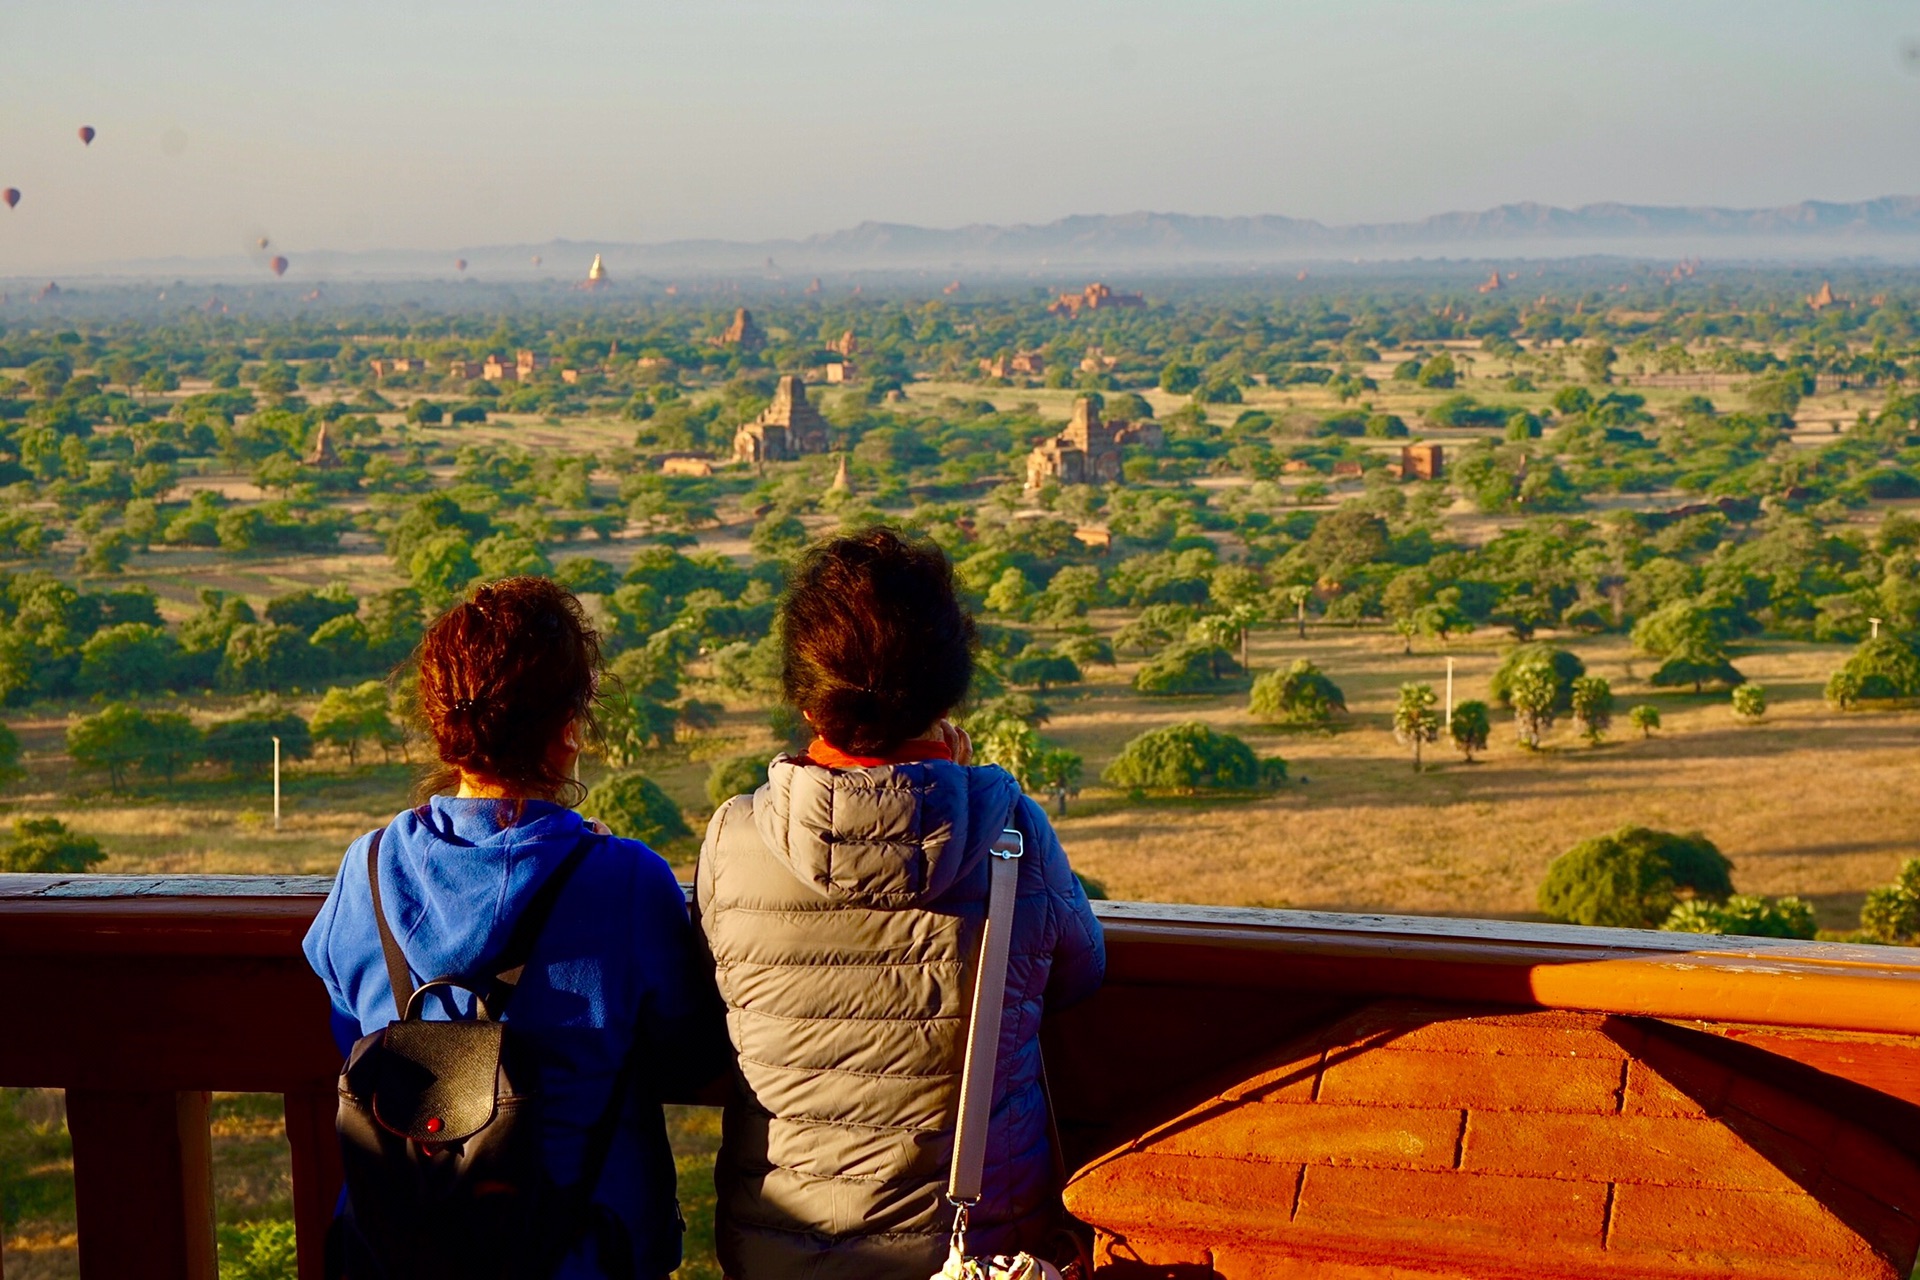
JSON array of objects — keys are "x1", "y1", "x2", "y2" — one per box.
[{"x1": 6, "y1": 873, "x2": 1920, "y2": 1280}]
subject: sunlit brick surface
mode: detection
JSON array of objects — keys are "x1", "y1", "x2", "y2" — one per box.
[{"x1": 1066, "y1": 1002, "x2": 1920, "y2": 1279}]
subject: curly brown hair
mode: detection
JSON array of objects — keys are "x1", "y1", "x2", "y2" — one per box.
[
  {"x1": 779, "y1": 526, "x2": 974, "y2": 756},
  {"x1": 413, "y1": 576, "x2": 602, "y2": 805}
]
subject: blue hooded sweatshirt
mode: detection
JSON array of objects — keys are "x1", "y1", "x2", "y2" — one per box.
[{"x1": 303, "y1": 797, "x2": 722, "y2": 1280}]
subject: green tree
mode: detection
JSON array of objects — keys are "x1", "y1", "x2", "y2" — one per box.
[
  {"x1": 1826, "y1": 634, "x2": 1920, "y2": 705},
  {"x1": 1450, "y1": 699, "x2": 1490, "y2": 762},
  {"x1": 1393, "y1": 682, "x2": 1442, "y2": 771},
  {"x1": 79, "y1": 530, "x2": 132, "y2": 576},
  {"x1": 1629, "y1": 704, "x2": 1661, "y2": 738},
  {"x1": 1415, "y1": 352, "x2": 1457, "y2": 389},
  {"x1": 1159, "y1": 361, "x2": 1201, "y2": 395},
  {"x1": 1581, "y1": 343, "x2": 1617, "y2": 385},
  {"x1": 1631, "y1": 600, "x2": 1726, "y2": 661},
  {"x1": 203, "y1": 711, "x2": 312, "y2": 776},
  {"x1": 1731, "y1": 683, "x2": 1767, "y2": 722},
  {"x1": 1103, "y1": 722, "x2": 1262, "y2": 794},
  {"x1": 78, "y1": 623, "x2": 180, "y2": 698},
  {"x1": 1570, "y1": 676, "x2": 1613, "y2": 745},
  {"x1": 1054, "y1": 633, "x2": 1115, "y2": 668},
  {"x1": 310, "y1": 681, "x2": 400, "y2": 765},
  {"x1": 706, "y1": 754, "x2": 770, "y2": 808},
  {"x1": 67, "y1": 703, "x2": 203, "y2": 791},
  {"x1": 1248, "y1": 659, "x2": 1346, "y2": 725},
  {"x1": 975, "y1": 716, "x2": 1040, "y2": 788},
  {"x1": 0, "y1": 720, "x2": 22, "y2": 791},
  {"x1": 1537, "y1": 826, "x2": 1735, "y2": 928},
  {"x1": 473, "y1": 532, "x2": 551, "y2": 582},
  {"x1": 1006, "y1": 651, "x2": 1082, "y2": 692},
  {"x1": 1508, "y1": 659, "x2": 1560, "y2": 749},
  {"x1": 983, "y1": 568, "x2": 1034, "y2": 617},
  {"x1": 220, "y1": 623, "x2": 318, "y2": 693},
  {"x1": 581, "y1": 771, "x2": 691, "y2": 847},
  {"x1": 1664, "y1": 894, "x2": 1815, "y2": 940},
  {"x1": 0, "y1": 816, "x2": 104, "y2": 873},
  {"x1": 408, "y1": 532, "x2": 481, "y2": 607},
  {"x1": 1650, "y1": 648, "x2": 1744, "y2": 694},
  {"x1": 1033, "y1": 746, "x2": 1083, "y2": 816},
  {"x1": 748, "y1": 511, "x2": 809, "y2": 558}
]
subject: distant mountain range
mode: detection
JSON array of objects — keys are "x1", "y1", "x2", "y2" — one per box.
[{"x1": 65, "y1": 198, "x2": 1920, "y2": 282}]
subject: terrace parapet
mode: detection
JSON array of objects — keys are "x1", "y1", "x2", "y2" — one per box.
[{"x1": 5, "y1": 878, "x2": 1920, "y2": 1279}]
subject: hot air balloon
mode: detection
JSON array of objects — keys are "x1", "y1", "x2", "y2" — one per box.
[
  {"x1": 78, "y1": 126, "x2": 96, "y2": 146},
  {"x1": 257, "y1": 236, "x2": 270, "y2": 250},
  {"x1": 2, "y1": 189, "x2": 17, "y2": 210},
  {"x1": 269, "y1": 256, "x2": 288, "y2": 277},
  {"x1": 454, "y1": 258, "x2": 468, "y2": 272},
  {"x1": 531, "y1": 255, "x2": 542, "y2": 268}
]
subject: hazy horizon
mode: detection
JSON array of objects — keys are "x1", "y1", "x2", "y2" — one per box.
[{"x1": 3, "y1": 1, "x2": 1919, "y2": 274}]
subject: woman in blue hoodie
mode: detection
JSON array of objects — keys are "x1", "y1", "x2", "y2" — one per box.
[{"x1": 304, "y1": 576, "x2": 720, "y2": 1280}]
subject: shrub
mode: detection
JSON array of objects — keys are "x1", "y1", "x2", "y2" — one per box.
[
  {"x1": 0, "y1": 816, "x2": 104, "y2": 873},
  {"x1": 1826, "y1": 634, "x2": 1920, "y2": 705},
  {"x1": 1102, "y1": 722, "x2": 1264, "y2": 794},
  {"x1": 1489, "y1": 644, "x2": 1584, "y2": 712},
  {"x1": 1134, "y1": 639, "x2": 1238, "y2": 695},
  {"x1": 1537, "y1": 826, "x2": 1735, "y2": 929},
  {"x1": 1861, "y1": 859, "x2": 1920, "y2": 943},
  {"x1": 1731, "y1": 684, "x2": 1767, "y2": 722},
  {"x1": 1663, "y1": 894, "x2": 1816, "y2": 940},
  {"x1": 1248, "y1": 659, "x2": 1346, "y2": 725},
  {"x1": 706, "y1": 754, "x2": 770, "y2": 809},
  {"x1": 1629, "y1": 704, "x2": 1661, "y2": 737},
  {"x1": 216, "y1": 1219, "x2": 300, "y2": 1280},
  {"x1": 1450, "y1": 700, "x2": 1490, "y2": 761},
  {"x1": 1055, "y1": 633, "x2": 1115, "y2": 668},
  {"x1": 582, "y1": 771, "x2": 691, "y2": 847}
]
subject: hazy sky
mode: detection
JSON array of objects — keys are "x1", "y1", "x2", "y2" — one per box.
[{"x1": 2, "y1": 0, "x2": 1918, "y2": 272}]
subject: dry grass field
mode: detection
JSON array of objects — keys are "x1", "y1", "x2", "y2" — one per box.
[{"x1": 10, "y1": 622, "x2": 1914, "y2": 933}]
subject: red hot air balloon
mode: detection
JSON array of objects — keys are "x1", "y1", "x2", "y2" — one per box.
[
  {"x1": 269, "y1": 255, "x2": 289, "y2": 277},
  {"x1": 2, "y1": 189, "x2": 18, "y2": 210},
  {"x1": 78, "y1": 126, "x2": 96, "y2": 146},
  {"x1": 454, "y1": 258, "x2": 468, "y2": 272}
]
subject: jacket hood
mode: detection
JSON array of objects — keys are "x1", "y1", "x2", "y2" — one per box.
[
  {"x1": 752, "y1": 757, "x2": 1023, "y2": 908},
  {"x1": 375, "y1": 796, "x2": 594, "y2": 982}
]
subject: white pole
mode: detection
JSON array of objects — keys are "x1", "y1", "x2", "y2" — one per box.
[
  {"x1": 272, "y1": 735, "x2": 282, "y2": 831},
  {"x1": 1445, "y1": 657, "x2": 1455, "y2": 724},
  {"x1": 1871, "y1": 616, "x2": 1883, "y2": 639}
]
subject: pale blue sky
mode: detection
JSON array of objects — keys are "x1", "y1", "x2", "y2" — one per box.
[{"x1": 0, "y1": 1, "x2": 1916, "y2": 271}]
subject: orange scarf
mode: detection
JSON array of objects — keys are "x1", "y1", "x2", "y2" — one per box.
[{"x1": 802, "y1": 736, "x2": 954, "y2": 769}]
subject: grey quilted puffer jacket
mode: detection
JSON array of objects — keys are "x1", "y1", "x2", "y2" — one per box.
[{"x1": 695, "y1": 756, "x2": 1105, "y2": 1280}]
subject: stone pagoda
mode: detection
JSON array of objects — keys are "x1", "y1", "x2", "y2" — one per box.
[{"x1": 732, "y1": 376, "x2": 831, "y2": 464}]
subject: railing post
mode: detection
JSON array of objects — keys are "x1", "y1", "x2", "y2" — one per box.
[
  {"x1": 66, "y1": 1089, "x2": 216, "y2": 1280},
  {"x1": 284, "y1": 1083, "x2": 343, "y2": 1280}
]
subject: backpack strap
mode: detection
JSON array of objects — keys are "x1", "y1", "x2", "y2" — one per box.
[
  {"x1": 947, "y1": 821, "x2": 1026, "y2": 1212},
  {"x1": 366, "y1": 828, "x2": 415, "y2": 1016}
]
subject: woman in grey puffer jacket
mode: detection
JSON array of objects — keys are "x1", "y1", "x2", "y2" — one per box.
[{"x1": 695, "y1": 528, "x2": 1105, "y2": 1280}]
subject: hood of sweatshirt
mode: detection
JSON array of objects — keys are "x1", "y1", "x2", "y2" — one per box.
[
  {"x1": 372, "y1": 795, "x2": 596, "y2": 982},
  {"x1": 752, "y1": 756, "x2": 1023, "y2": 909}
]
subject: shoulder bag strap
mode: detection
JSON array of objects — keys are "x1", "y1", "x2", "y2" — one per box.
[
  {"x1": 365, "y1": 828, "x2": 415, "y2": 1016},
  {"x1": 486, "y1": 833, "x2": 599, "y2": 1015},
  {"x1": 947, "y1": 822, "x2": 1026, "y2": 1209}
]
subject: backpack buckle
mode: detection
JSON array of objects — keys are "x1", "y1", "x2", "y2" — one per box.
[{"x1": 991, "y1": 828, "x2": 1024, "y2": 860}]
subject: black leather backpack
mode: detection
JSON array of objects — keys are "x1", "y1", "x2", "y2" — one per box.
[{"x1": 330, "y1": 828, "x2": 634, "y2": 1280}]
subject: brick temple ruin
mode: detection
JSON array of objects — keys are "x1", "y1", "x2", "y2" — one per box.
[
  {"x1": 1048, "y1": 281, "x2": 1145, "y2": 317},
  {"x1": 732, "y1": 375, "x2": 831, "y2": 464},
  {"x1": 1025, "y1": 397, "x2": 1164, "y2": 488}
]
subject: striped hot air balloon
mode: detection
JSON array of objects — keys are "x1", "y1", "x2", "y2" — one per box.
[
  {"x1": 2, "y1": 189, "x2": 18, "y2": 210},
  {"x1": 78, "y1": 126, "x2": 96, "y2": 146},
  {"x1": 269, "y1": 256, "x2": 289, "y2": 277}
]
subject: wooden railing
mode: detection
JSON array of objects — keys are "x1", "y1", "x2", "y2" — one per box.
[{"x1": 7, "y1": 874, "x2": 1920, "y2": 1279}]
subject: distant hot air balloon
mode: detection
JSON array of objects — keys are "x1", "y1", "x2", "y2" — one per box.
[
  {"x1": 531, "y1": 255, "x2": 542, "y2": 268},
  {"x1": 257, "y1": 236, "x2": 270, "y2": 250},
  {"x1": 78, "y1": 126, "x2": 96, "y2": 146},
  {"x1": 269, "y1": 255, "x2": 289, "y2": 277},
  {"x1": 455, "y1": 258, "x2": 468, "y2": 272},
  {"x1": 2, "y1": 189, "x2": 17, "y2": 210}
]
